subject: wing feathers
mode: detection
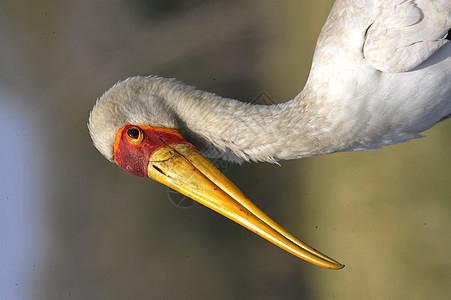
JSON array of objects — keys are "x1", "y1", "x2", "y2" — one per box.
[{"x1": 364, "y1": 0, "x2": 450, "y2": 72}]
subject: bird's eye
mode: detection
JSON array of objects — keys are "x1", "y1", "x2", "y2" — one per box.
[
  {"x1": 126, "y1": 127, "x2": 143, "y2": 144},
  {"x1": 127, "y1": 128, "x2": 140, "y2": 139}
]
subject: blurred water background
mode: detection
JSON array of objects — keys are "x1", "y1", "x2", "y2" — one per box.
[{"x1": 0, "y1": 0, "x2": 450, "y2": 299}]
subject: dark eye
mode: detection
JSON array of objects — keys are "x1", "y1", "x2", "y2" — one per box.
[{"x1": 127, "y1": 128, "x2": 140, "y2": 139}]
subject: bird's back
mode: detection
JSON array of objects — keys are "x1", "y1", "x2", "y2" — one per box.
[{"x1": 301, "y1": 0, "x2": 451, "y2": 151}]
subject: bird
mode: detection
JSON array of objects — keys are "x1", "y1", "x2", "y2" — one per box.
[{"x1": 88, "y1": 0, "x2": 451, "y2": 270}]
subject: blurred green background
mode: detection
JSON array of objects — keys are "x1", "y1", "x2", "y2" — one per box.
[{"x1": 1, "y1": 0, "x2": 450, "y2": 299}]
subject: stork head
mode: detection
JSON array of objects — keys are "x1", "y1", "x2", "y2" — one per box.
[
  {"x1": 89, "y1": 76, "x2": 186, "y2": 162},
  {"x1": 88, "y1": 76, "x2": 344, "y2": 269}
]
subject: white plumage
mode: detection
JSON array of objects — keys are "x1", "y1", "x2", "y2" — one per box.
[{"x1": 89, "y1": 0, "x2": 451, "y2": 164}]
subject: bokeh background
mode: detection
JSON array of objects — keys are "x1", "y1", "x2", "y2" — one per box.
[{"x1": 1, "y1": 0, "x2": 450, "y2": 299}]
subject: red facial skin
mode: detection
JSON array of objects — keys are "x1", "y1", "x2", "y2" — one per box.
[{"x1": 113, "y1": 124, "x2": 191, "y2": 177}]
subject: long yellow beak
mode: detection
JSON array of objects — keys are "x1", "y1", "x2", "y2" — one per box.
[{"x1": 147, "y1": 143, "x2": 344, "y2": 269}]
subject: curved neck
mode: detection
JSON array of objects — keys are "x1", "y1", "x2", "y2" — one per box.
[{"x1": 167, "y1": 85, "x2": 349, "y2": 163}]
